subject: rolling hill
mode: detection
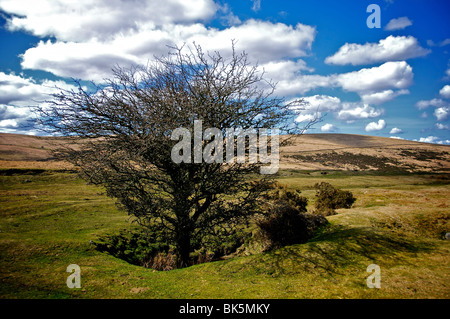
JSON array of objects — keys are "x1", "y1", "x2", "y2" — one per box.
[{"x1": 0, "y1": 132, "x2": 449, "y2": 173}]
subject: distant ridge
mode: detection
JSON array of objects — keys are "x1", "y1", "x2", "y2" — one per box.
[{"x1": 0, "y1": 132, "x2": 449, "y2": 172}]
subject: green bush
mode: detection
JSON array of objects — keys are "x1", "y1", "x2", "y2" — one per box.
[
  {"x1": 261, "y1": 182, "x2": 308, "y2": 212},
  {"x1": 255, "y1": 183, "x2": 327, "y2": 249},
  {"x1": 94, "y1": 226, "x2": 250, "y2": 269},
  {"x1": 93, "y1": 228, "x2": 176, "y2": 270},
  {"x1": 256, "y1": 202, "x2": 328, "y2": 249},
  {"x1": 191, "y1": 228, "x2": 251, "y2": 260},
  {"x1": 313, "y1": 182, "x2": 356, "y2": 216}
]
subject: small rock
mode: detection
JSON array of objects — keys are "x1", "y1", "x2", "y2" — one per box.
[{"x1": 445, "y1": 232, "x2": 450, "y2": 240}]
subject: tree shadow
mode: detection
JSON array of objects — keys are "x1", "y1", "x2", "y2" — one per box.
[{"x1": 234, "y1": 225, "x2": 436, "y2": 277}]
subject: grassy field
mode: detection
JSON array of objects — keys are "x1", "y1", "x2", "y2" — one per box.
[{"x1": 0, "y1": 169, "x2": 449, "y2": 299}]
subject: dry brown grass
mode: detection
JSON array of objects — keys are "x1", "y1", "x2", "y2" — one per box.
[{"x1": 1, "y1": 132, "x2": 449, "y2": 173}]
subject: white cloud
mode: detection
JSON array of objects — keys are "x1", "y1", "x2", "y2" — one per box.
[
  {"x1": 251, "y1": 0, "x2": 261, "y2": 12},
  {"x1": 0, "y1": 0, "x2": 218, "y2": 42},
  {"x1": 418, "y1": 136, "x2": 440, "y2": 143},
  {"x1": 295, "y1": 113, "x2": 320, "y2": 123},
  {"x1": 0, "y1": 72, "x2": 79, "y2": 133},
  {"x1": 434, "y1": 107, "x2": 449, "y2": 121},
  {"x1": 385, "y1": 17, "x2": 413, "y2": 31},
  {"x1": 325, "y1": 36, "x2": 429, "y2": 66},
  {"x1": 337, "y1": 103, "x2": 384, "y2": 122},
  {"x1": 439, "y1": 85, "x2": 450, "y2": 99},
  {"x1": 415, "y1": 98, "x2": 447, "y2": 110},
  {"x1": 365, "y1": 119, "x2": 386, "y2": 132},
  {"x1": 415, "y1": 89, "x2": 450, "y2": 122},
  {"x1": 3, "y1": 0, "x2": 413, "y2": 107},
  {"x1": 0, "y1": 119, "x2": 18, "y2": 128},
  {"x1": 334, "y1": 61, "x2": 413, "y2": 95},
  {"x1": 291, "y1": 95, "x2": 384, "y2": 124},
  {"x1": 218, "y1": 4, "x2": 242, "y2": 26},
  {"x1": 418, "y1": 136, "x2": 450, "y2": 145},
  {"x1": 389, "y1": 127, "x2": 403, "y2": 134},
  {"x1": 389, "y1": 136, "x2": 405, "y2": 140},
  {"x1": 299, "y1": 95, "x2": 341, "y2": 113},
  {"x1": 261, "y1": 59, "x2": 314, "y2": 81},
  {"x1": 275, "y1": 61, "x2": 414, "y2": 99},
  {"x1": 436, "y1": 123, "x2": 450, "y2": 130},
  {"x1": 0, "y1": 72, "x2": 78, "y2": 106},
  {"x1": 0, "y1": 0, "x2": 422, "y2": 137},
  {"x1": 1, "y1": 0, "x2": 317, "y2": 82},
  {"x1": 321, "y1": 123, "x2": 337, "y2": 132},
  {"x1": 274, "y1": 74, "x2": 331, "y2": 96},
  {"x1": 361, "y1": 89, "x2": 409, "y2": 105},
  {"x1": 20, "y1": 20, "x2": 317, "y2": 82},
  {"x1": 428, "y1": 38, "x2": 450, "y2": 47}
]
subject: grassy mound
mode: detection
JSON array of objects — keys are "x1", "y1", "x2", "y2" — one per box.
[{"x1": 0, "y1": 170, "x2": 449, "y2": 298}]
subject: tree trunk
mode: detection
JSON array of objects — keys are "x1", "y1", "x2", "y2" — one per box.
[{"x1": 176, "y1": 228, "x2": 191, "y2": 268}]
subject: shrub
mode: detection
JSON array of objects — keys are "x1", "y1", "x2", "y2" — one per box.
[
  {"x1": 191, "y1": 228, "x2": 251, "y2": 260},
  {"x1": 313, "y1": 182, "x2": 356, "y2": 216},
  {"x1": 256, "y1": 183, "x2": 328, "y2": 250},
  {"x1": 93, "y1": 226, "x2": 249, "y2": 269},
  {"x1": 93, "y1": 228, "x2": 176, "y2": 270},
  {"x1": 261, "y1": 181, "x2": 308, "y2": 212}
]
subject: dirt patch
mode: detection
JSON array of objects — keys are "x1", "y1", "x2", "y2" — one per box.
[{"x1": 130, "y1": 287, "x2": 149, "y2": 294}]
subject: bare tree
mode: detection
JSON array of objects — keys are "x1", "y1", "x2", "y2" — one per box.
[{"x1": 36, "y1": 44, "x2": 316, "y2": 268}]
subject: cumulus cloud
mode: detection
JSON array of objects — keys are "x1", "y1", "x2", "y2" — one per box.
[
  {"x1": 19, "y1": 20, "x2": 317, "y2": 82},
  {"x1": 1, "y1": 0, "x2": 413, "y2": 112},
  {"x1": 361, "y1": 89, "x2": 409, "y2": 105},
  {"x1": 365, "y1": 119, "x2": 386, "y2": 132},
  {"x1": 417, "y1": 136, "x2": 450, "y2": 145},
  {"x1": 261, "y1": 59, "x2": 314, "y2": 82},
  {"x1": 321, "y1": 123, "x2": 337, "y2": 132},
  {"x1": 0, "y1": 0, "x2": 421, "y2": 136},
  {"x1": 436, "y1": 123, "x2": 450, "y2": 130},
  {"x1": 275, "y1": 61, "x2": 414, "y2": 99},
  {"x1": 415, "y1": 90, "x2": 450, "y2": 122},
  {"x1": 0, "y1": 72, "x2": 79, "y2": 134},
  {"x1": 273, "y1": 74, "x2": 332, "y2": 96},
  {"x1": 295, "y1": 113, "x2": 320, "y2": 123},
  {"x1": 439, "y1": 85, "x2": 450, "y2": 99},
  {"x1": 389, "y1": 127, "x2": 403, "y2": 134},
  {"x1": 0, "y1": 72, "x2": 78, "y2": 106},
  {"x1": 415, "y1": 98, "x2": 447, "y2": 110},
  {"x1": 434, "y1": 107, "x2": 449, "y2": 121},
  {"x1": 384, "y1": 17, "x2": 413, "y2": 31},
  {"x1": 0, "y1": 0, "x2": 218, "y2": 42},
  {"x1": 291, "y1": 95, "x2": 384, "y2": 125},
  {"x1": 0, "y1": 118, "x2": 19, "y2": 128},
  {"x1": 337, "y1": 103, "x2": 384, "y2": 122},
  {"x1": 334, "y1": 61, "x2": 413, "y2": 95},
  {"x1": 299, "y1": 95, "x2": 342, "y2": 113},
  {"x1": 1, "y1": 0, "x2": 317, "y2": 82},
  {"x1": 325, "y1": 36, "x2": 429, "y2": 66}
]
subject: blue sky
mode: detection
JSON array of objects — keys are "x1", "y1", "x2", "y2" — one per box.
[{"x1": 0, "y1": 0, "x2": 449, "y2": 144}]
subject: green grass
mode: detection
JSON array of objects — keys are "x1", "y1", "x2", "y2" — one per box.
[{"x1": 0, "y1": 170, "x2": 449, "y2": 299}]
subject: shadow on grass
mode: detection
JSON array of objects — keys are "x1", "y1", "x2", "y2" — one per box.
[{"x1": 227, "y1": 225, "x2": 436, "y2": 277}]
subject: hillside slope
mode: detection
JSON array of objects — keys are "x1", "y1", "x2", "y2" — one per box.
[
  {"x1": 1, "y1": 132, "x2": 449, "y2": 172},
  {"x1": 279, "y1": 134, "x2": 450, "y2": 173}
]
